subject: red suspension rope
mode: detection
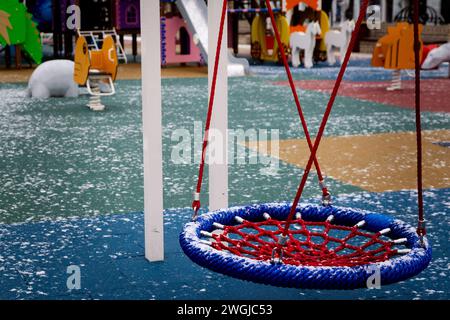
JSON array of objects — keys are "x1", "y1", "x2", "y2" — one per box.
[
  {"x1": 265, "y1": 0, "x2": 330, "y2": 202},
  {"x1": 413, "y1": 0, "x2": 426, "y2": 240},
  {"x1": 191, "y1": 0, "x2": 228, "y2": 219},
  {"x1": 280, "y1": 0, "x2": 370, "y2": 238},
  {"x1": 193, "y1": 1, "x2": 426, "y2": 247}
]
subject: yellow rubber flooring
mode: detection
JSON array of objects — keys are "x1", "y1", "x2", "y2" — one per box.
[{"x1": 247, "y1": 130, "x2": 450, "y2": 192}]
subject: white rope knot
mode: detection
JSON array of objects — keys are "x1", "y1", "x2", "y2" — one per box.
[{"x1": 322, "y1": 193, "x2": 332, "y2": 206}]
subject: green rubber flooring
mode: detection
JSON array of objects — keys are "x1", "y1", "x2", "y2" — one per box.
[{"x1": 0, "y1": 75, "x2": 449, "y2": 224}]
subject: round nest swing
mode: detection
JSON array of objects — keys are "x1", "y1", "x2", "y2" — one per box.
[
  {"x1": 180, "y1": 203, "x2": 431, "y2": 289},
  {"x1": 180, "y1": 0, "x2": 431, "y2": 289}
]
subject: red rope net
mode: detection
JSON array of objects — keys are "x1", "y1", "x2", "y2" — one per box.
[{"x1": 210, "y1": 218, "x2": 402, "y2": 267}]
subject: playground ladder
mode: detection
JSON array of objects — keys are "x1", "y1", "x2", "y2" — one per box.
[{"x1": 77, "y1": 28, "x2": 127, "y2": 64}]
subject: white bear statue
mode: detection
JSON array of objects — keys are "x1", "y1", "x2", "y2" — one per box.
[{"x1": 27, "y1": 60, "x2": 79, "y2": 98}]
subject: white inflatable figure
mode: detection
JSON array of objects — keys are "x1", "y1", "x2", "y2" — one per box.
[
  {"x1": 290, "y1": 21, "x2": 322, "y2": 69},
  {"x1": 325, "y1": 20, "x2": 355, "y2": 65},
  {"x1": 421, "y1": 42, "x2": 450, "y2": 70},
  {"x1": 27, "y1": 60, "x2": 79, "y2": 98}
]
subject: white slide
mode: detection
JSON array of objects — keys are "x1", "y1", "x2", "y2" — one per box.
[
  {"x1": 422, "y1": 42, "x2": 450, "y2": 70},
  {"x1": 175, "y1": 0, "x2": 249, "y2": 76}
]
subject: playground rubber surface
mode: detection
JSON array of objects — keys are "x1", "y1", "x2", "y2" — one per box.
[
  {"x1": 247, "y1": 129, "x2": 450, "y2": 192},
  {"x1": 1, "y1": 189, "x2": 448, "y2": 300},
  {"x1": 0, "y1": 58, "x2": 449, "y2": 299},
  {"x1": 274, "y1": 78, "x2": 450, "y2": 112}
]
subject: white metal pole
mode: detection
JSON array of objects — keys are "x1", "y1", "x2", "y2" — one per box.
[
  {"x1": 140, "y1": 0, "x2": 164, "y2": 262},
  {"x1": 381, "y1": 0, "x2": 387, "y2": 22},
  {"x1": 332, "y1": 0, "x2": 337, "y2": 26},
  {"x1": 353, "y1": 0, "x2": 360, "y2": 20},
  {"x1": 208, "y1": 1, "x2": 228, "y2": 211}
]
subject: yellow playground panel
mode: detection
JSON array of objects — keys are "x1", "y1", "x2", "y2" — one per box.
[
  {"x1": 251, "y1": 13, "x2": 290, "y2": 63},
  {"x1": 372, "y1": 22, "x2": 423, "y2": 70},
  {"x1": 74, "y1": 35, "x2": 118, "y2": 86},
  {"x1": 74, "y1": 35, "x2": 119, "y2": 111}
]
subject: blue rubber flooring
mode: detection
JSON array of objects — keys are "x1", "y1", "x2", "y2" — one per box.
[{"x1": 1, "y1": 189, "x2": 448, "y2": 300}]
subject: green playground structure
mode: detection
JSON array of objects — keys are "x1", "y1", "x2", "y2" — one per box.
[{"x1": 0, "y1": 0, "x2": 42, "y2": 65}]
